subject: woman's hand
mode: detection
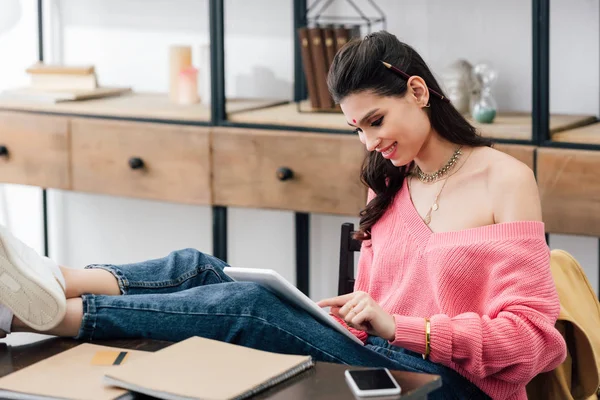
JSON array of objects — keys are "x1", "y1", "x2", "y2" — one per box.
[{"x1": 317, "y1": 291, "x2": 396, "y2": 341}]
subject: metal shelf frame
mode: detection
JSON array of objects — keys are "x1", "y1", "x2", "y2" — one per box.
[{"x1": 35, "y1": 0, "x2": 598, "y2": 297}]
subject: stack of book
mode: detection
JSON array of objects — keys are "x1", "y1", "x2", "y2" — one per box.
[
  {"x1": 297, "y1": 25, "x2": 360, "y2": 112},
  {"x1": 1, "y1": 63, "x2": 131, "y2": 103},
  {"x1": 0, "y1": 337, "x2": 315, "y2": 400}
]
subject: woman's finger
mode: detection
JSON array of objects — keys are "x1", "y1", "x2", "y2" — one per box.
[
  {"x1": 343, "y1": 298, "x2": 368, "y2": 323},
  {"x1": 343, "y1": 298, "x2": 366, "y2": 320},
  {"x1": 316, "y1": 293, "x2": 355, "y2": 308},
  {"x1": 339, "y1": 297, "x2": 361, "y2": 317},
  {"x1": 351, "y1": 308, "x2": 374, "y2": 331}
]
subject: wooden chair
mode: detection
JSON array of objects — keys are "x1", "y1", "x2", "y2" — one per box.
[{"x1": 337, "y1": 222, "x2": 361, "y2": 296}]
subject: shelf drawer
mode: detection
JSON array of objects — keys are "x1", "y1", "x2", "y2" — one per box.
[
  {"x1": 0, "y1": 112, "x2": 70, "y2": 189},
  {"x1": 71, "y1": 119, "x2": 211, "y2": 205},
  {"x1": 212, "y1": 128, "x2": 367, "y2": 215},
  {"x1": 537, "y1": 148, "x2": 600, "y2": 236}
]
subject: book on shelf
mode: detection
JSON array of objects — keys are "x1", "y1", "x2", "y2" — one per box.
[
  {"x1": 307, "y1": 27, "x2": 335, "y2": 109},
  {"x1": 103, "y1": 336, "x2": 314, "y2": 400},
  {"x1": 0, "y1": 62, "x2": 131, "y2": 103},
  {"x1": 323, "y1": 25, "x2": 337, "y2": 68},
  {"x1": 26, "y1": 63, "x2": 95, "y2": 75},
  {"x1": 26, "y1": 63, "x2": 98, "y2": 91},
  {"x1": 298, "y1": 27, "x2": 321, "y2": 109},
  {"x1": 0, "y1": 86, "x2": 132, "y2": 104},
  {"x1": 333, "y1": 26, "x2": 351, "y2": 53},
  {"x1": 297, "y1": 25, "x2": 357, "y2": 111}
]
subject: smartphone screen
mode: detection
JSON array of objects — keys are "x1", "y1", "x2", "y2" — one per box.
[{"x1": 347, "y1": 368, "x2": 398, "y2": 390}]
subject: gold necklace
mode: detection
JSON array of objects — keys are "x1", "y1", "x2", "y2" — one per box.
[
  {"x1": 414, "y1": 148, "x2": 473, "y2": 225},
  {"x1": 413, "y1": 147, "x2": 462, "y2": 183},
  {"x1": 423, "y1": 177, "x2": 449, "y2": 225}
]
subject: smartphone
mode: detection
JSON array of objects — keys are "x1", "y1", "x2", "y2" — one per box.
[{"x1": 344, "y1": 368, "x2": 402, "y2": 397}]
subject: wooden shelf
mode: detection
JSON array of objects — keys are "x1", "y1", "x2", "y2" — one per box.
[
  {"x1": 229, "y1": 101, "x2": 597, "y2": 141},
  {"x1": 0, "y1": 93, "x2": 595, "y2": 140},
  {"x1": 470, "y1": 113, "x2": 595, "y2": 141},
  {"x1": 552, "y1": 121, "x2": 600, "y2": 144},
  {"x1": 0, "y1": 92, "x2": 286, "y2": 124},
  {"x1": 228, "y1": 101, "x2": 348, "y2": 130}
]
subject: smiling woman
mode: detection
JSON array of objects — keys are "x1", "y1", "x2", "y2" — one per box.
[
  {"x1": 322, "y1": 30, "x2": 566, "y2": 399},
  {"x1": 327, "y1": 31, "x2": 493, "y2": 240}
]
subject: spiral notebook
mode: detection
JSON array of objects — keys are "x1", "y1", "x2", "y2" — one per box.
[{"x1": 103, "y1": 336, "x2": 314, "y2": 400}]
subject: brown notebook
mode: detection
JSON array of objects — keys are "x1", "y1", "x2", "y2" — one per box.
[
  {"x1": 322, "y1": 26, "x2": 337, "y2": 69},
  {"x1": 104, "y1": 336, "x2": 314, "y2": 400},
  {"x1": 333, "y1": 26, "x2": 350, "y2": 53},
  {"x1": 0, "y1": 343, "x2": 149, "y2": 400},
  {"x1": 297, "y1": 27, "x2": 321, "y2": 109},
  {"x1": 307, "y1": 27, "x2": 334, "y2": 109}
]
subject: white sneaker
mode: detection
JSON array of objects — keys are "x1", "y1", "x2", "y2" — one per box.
[{"x1": 0, "y1": 225, "x2": 66, "y2": 331}]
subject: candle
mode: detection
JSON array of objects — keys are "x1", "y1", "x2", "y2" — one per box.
[
  {"x1": 169, "y1": 45, "x2": 192, "y2": 103},
  {"x1": 177, "y1": 67, "x2": 199, "y2": 105}
]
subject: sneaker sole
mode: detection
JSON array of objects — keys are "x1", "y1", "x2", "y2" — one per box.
[{"x1": 0, "y1": 254, "x2": 66, "y2": 331}]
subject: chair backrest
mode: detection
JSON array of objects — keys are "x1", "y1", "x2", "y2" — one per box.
[{"x1": 338, "y1": 222, "x2": 362, "y2": 295}]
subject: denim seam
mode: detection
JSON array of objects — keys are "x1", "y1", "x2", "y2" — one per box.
[
  {"x1": 85, "y1": 264, "x2": 130, "y2": 295},
  {"x1": 376, "y1": 346, "x2": 395, "y2": 359},
  {"x1": 76, "y1": 294, "x2": 98, "y2": 340},
  {"x1": 90, "y1": 304, "x2": 348, "y2": 364},
  {"x1": 126, "y1": 266, "x2": 215, "y2": 288},
  {"x1": 86, "y1": 264, "x2": 224, "y2": 293}
]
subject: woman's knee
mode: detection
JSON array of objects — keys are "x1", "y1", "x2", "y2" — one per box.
[
  {"x1": 168, "y1": 249, "x2": 229, "y2": 271},
  {"x1": 160, "y1": 249, "x2": 232, "y2": 286}
]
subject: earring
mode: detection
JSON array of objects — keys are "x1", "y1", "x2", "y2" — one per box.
[{"x1": 423, "y1": 102, "x2": 430, "y2": 108}]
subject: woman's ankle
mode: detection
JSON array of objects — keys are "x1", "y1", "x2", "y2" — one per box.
[
  {"x1": 62, "y1": 267, "x2": 121, "y2": 297},
  {"x1": 11, "y1": 298, "x2": 83, "y2": 337},
  {"x1": 60, "y1": 266, "x2": 81, "y2": 298}
]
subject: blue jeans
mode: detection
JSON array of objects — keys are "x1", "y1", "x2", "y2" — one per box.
[{"x1": 75, "y1": 249, "x2": 488, "y2": 399}]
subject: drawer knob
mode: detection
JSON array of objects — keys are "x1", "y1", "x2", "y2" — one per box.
[
  {"x1": 0, "y1": 146, "x2": 8, "y2": 157},
  {"x1": 276, "y1": 167, "x2": 294, "y2": 181},
  {"x1": 128, "y1": 157, "x2": 145, "y2": 170}
]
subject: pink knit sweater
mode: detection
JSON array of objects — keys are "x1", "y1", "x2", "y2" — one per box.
[{"x1": 344, "y1": 180, "x2": 567, "y2": 399}]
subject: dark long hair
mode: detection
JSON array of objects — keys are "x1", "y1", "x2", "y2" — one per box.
[{"x1": 327, "y1": 31, "x2": 492, "y2": 241}]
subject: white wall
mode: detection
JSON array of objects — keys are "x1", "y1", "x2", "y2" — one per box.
[
  {"x1": 0, "y1": 0, "x2": 597, "y2": 306},
  {"x1": 0, "y1": 0, "x2": 44, "y2": 253},
  {"x1": 331, "y1": 0, "x2": 599, "y2": 116}
]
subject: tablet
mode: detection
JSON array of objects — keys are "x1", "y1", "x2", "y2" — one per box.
[{"x1": 224, "y1": 267, "x2": 364, "y2": 345}]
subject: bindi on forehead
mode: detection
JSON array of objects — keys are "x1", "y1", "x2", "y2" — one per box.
[{"x1": 352, "y1": 119, "x2": 356, "y2": 123}]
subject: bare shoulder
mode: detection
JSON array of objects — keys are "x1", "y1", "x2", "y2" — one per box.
[{"x1": 473, "y1": 147, "x2": 542, "y2": 223}]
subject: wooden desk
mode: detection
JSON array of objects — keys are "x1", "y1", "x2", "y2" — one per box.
[{"x1": 0, "y1": 336, "x2": 442, "y2": 399}]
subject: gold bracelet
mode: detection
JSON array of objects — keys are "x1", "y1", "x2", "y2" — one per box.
[{"x1": 423, "y1": 318, "x2": 431, "y2": 360}]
